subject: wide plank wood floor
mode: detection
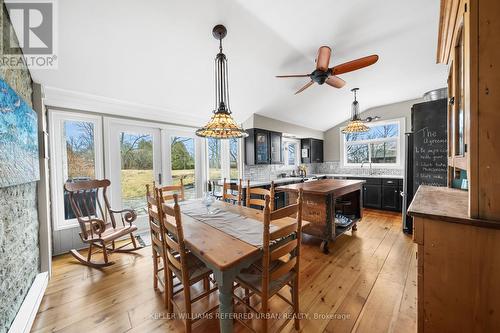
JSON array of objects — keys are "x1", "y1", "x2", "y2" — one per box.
[{"x1": 32, "y1": 209, "x2": 416, "y2": 333}]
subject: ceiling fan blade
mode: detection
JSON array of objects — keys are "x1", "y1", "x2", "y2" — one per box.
[
  {"x1": 275, "y1": 74, "x2": 310, "y2": 78},
  {"x1": 316, "y1": 46, "x2": 331, "y2": 71},
  {"x1": 331, "y1": 54, "x2": 379, "y2": 75},
  {"x1": 325, "y1": 75, "x2": 346, "y2": 88},
  {"x1": 294, "y1": 80, "x2": 314, "y2": 95}
]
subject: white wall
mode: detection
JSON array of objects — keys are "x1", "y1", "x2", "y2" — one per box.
[
  {"x1": 243, "y1": 114, "x2": 324, "y2": 139},
  {"x1": 323, "y1": 98, "x2": 422, "y2": 162}
]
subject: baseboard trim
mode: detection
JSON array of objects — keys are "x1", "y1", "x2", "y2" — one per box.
[{"x1": 8, "y1": 272, "x2": 48, "y2": 333}]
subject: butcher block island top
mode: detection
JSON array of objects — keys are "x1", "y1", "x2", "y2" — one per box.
[
  {"x1": 276, "y1": 179, "x2": 366, "y2": 195},
  {"x1": 276, "y1": 179, "x2": 365, "y2": 253}
]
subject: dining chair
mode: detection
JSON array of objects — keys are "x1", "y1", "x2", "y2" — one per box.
[
  {"x1": 233, "y1": 189, "x2": 304, "y2": 333},
  {"x1": 158, "y1": 191, "x2": 219, "y2": 333},
  {"x1": 222, "y1": 178, "x2": 242, "y2": 205},
  {"x1": 64, "y1": 179, "x2": 142, "y2": 268},
  {"x1": 246, "y1": 180, "x2": 275, "y2": 211},
  {"x1": 146, "y1": 184, "x2": 167, "y2": 294},
  {"x1": 156, "y1": 178, "x2": 185, "y2": 202}
]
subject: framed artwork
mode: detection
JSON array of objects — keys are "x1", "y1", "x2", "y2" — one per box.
[{"x1": 0, "y1": 78, "x2": 39, "y2": 187}]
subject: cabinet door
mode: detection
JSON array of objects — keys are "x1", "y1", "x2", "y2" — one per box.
[
  {"x1": 382, "y1": 186, "x2": 399, "y2": 211},
  {"x1": 311, "y1": 139, "x2": 324, "y2": 163},
  {"x1": 255, "y1": 129, "x2": 270, "y2": 164},
  {"x1": 363, "y1": 184, "x2": 381, "y2": 209},
  {"x1": 270, "y1": 131, "x2": 282, "y2": 164},
  {"x1": 301, "y1": 139, "x2": 311, "y2": 163}
]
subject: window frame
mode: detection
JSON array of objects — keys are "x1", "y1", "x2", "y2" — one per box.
[
  {"x1": 340, "y1": 118, "x2": 405, "y2": 169},
  {"x1": 48, "y1": 110, "x2": 104, "y2": 231},
  {"x1": 205, "y1": 138, "x2": 243, "y2": 183}
]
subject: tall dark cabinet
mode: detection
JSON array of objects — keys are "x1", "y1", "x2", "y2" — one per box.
[
  {"x1": 245, "y1": 128, "x2": 282, "y2": 165},
  {"x1": 301, "y1": 138, "x2": 324, "y2": 163}
]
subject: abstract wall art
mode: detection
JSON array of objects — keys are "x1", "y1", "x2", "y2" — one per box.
[{"x1": 0, "y1": 78, "x2": 39, "y2": 187}]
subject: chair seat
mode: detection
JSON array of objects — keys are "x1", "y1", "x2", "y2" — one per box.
[
  {"x1": 88, "y1": 224, "x2": 138, "y2": 242},
  {"x1": 170, "y1": 252, "x2": 212, "y2": 282},
  {"x1": 236, "y1": 259, "x2": 296, "y2": 295}
]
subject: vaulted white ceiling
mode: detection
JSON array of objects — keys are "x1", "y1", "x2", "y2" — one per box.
[{"x1": 31, "y1": 0, "x2": 447, "y2": 131}]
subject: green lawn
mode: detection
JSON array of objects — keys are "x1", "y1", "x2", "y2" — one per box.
[{"x1": 121, "y1": 169, "x2": 196, "y2": 199}]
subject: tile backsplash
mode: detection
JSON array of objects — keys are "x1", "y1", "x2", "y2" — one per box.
[{"x1": 244, "y1": 161, "x2": 403, "y2": 181}]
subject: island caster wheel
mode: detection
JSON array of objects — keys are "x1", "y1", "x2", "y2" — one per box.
[
  {"x1": 352, "y1": 223, "x2": 358, "y2": 231},
  {"x1": 320, "y1": 240, "x2": 329, "y2": 254}
]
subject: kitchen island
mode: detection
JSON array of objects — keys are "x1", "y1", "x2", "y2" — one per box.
[{"x1": 277, "y1": 179, "x2": 365, "y2": 253}]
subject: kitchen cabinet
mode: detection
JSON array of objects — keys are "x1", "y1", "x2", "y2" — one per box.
[
  {"x1": 245, "y1": 128, "x2": 282, "y2": 165},
  {"x1": 301, "y1": 138, "x2": 323, "y2": 163},
  {"x1": 269, "y1": 131, "x2": 282, "y2": 164},
  {"x1": 347, "y1": 177, "x2": 402, "y2": 211},
  {"x1": 363, "y1": 184, "x2": 382, "y2": 209}
]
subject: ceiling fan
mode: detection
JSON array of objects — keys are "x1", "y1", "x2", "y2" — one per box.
[{"x1": 276, "y1": 46, "x2": 379, "y2": 94}]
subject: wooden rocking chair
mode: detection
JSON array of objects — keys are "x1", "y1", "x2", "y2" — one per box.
[{"x1": 64, "y1": 179, "x2": 143, "y2": 268}]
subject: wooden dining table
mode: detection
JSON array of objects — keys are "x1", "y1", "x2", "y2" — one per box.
[{"x1": 178, "y1": 200, "x2": 305, "y2": 333}]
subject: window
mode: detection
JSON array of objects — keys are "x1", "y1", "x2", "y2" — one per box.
[
  {"x1": 283, "y1": 139, "x2": 300, "y2": 167},
  {"x1": 229, "y1": 138, "x2": 240, "y2": 179},
  {"x1": 49, "y1": 111, "x2": 103, "y2": 230},
  {"x1": 171, "y1": 136, "x2": 196, "y2": 199},
  {"x1": 342, "y1": 120, "x2": 402, "y2": 167},
  {"x1": 207, "y1": 138, "x2": 222, "y2": 181}
]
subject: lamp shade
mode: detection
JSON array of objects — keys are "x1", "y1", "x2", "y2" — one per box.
[{"x1": 195, "y1": 110, "x2": 248, "y2": 138}]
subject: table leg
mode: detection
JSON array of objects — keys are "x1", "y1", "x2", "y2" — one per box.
[{"x1": 214, "y1": 270, "x2": 236, "y2": 333}]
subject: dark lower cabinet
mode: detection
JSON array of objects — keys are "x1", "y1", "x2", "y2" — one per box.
[
  {"x1": 382, "y1": 185, "x2": 400, "y2": 210},
  {"x1": 349, "y1": 177, "x2": 403, "y2": 211},
  {"x1": 363, "y1": 184, "x2": 382, "y2": 208}
]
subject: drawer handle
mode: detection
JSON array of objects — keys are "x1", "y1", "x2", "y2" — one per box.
[{"x1": 387, "y1": 181, "x2": 394, "y2": 184}]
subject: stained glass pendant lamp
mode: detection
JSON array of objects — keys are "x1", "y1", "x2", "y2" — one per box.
[
  {"x1": 196, "y1": 25, "x2": 248, "y2": 139},
  {"x1": 342, "y1": 88, "x2": 370, "y2": 134}
]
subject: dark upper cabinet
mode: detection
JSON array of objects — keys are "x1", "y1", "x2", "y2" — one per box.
[
  {"x1": 301, "y1": 138, "x2": 324, "y2": 163},
  {"x1": 363, "y1": 184, "x2": 382, "y2": 208},
  {"x1": 245, "y1": 129, "x2": 282, "y2": 165},
  {"x1": 269, "y1": 131, "x2": 282, "y2": 164}
]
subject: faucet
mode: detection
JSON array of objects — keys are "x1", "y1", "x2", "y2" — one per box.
[{"x1": 361, "y1": 161, "x2": 373, "y2": 175}]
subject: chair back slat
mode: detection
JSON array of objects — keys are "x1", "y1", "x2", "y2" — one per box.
[
  {"x1": 270, "y1": 203, "x2": 298, "y2": 221},
  {"x1": 157, "y1": 179, "x2": 185, "y2": 202},
  {"x1": 64, "y1": 180, "x2": 113, "y2": 240},
  {"x1": 270, "y1": 257, "x2": 297, "y2": 280},
  {"x1": 246, "y1": 180, "x2": 274, "y2": 210},
  {"x1": 270, "y1": 223, "x2": 297, "y2": 241},
  {"x1": 167, "y1": 251, "x2": 182, "y2": 270},
  {"x1": 164, "y1": 234, "x2": 181, "y2": 253},
  {"x1": 270, "y1": 239, "x2": 298, "y2": 261},
  {"x1": 222, "y1": 178, "x2": 242, "y2": 205}
]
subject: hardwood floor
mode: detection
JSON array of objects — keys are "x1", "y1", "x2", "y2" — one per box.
[{"x1": 32, "y1": 209, "x2": 416, "y2": 333}]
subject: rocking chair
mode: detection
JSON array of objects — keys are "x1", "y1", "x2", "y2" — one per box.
[{"x1": 64, "y1": 179, "x2": 143, "y2": 268}]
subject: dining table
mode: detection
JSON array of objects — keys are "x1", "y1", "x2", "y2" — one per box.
[{"x1": 177, "y1": 199, "x2": 306, "y2": 333}]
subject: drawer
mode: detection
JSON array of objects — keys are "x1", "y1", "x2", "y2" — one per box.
[
  {"x1": 382, "y1": 179, "x2": 399, "y2": 186},
  {"x1": 363, "y1": 178, "x2": 382, "y2": 185}
]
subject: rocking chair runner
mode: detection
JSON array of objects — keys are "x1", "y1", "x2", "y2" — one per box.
[{"x1": 64, "y1": 179, "x2": 143, "y2": 268}]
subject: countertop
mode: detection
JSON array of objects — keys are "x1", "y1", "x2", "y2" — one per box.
[
  {"x1": 220, "y1": 173, "x2": 403, "y2": 188},
  {"x1": 276, "y1": 179, "x2": 365, "y2": 195},
  {"x1": 407, "y1": 185, "x2": 500, "y2": 229},
  {"x1": 314, "y1": 173, "x2": 404, "y2": 179}
]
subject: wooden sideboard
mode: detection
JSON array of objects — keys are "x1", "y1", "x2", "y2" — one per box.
[
  {"x1": 408, "y1": 186, "x2": 500, "y2": 332},
  {"x1": 437, "y1": 0, "x2": 500, "y2": 220}
]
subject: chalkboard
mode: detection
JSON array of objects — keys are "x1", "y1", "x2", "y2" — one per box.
[{"x1": 412, "y1": 99, "x2": 448, "y2": 192}]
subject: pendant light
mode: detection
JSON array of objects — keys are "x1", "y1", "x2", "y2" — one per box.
[
  {"x1": 196, "y1": 25, "x2": 248, "y2": 139},
  {"x1": 341, "y1": 88, "x2": 370, "y2": 134}
]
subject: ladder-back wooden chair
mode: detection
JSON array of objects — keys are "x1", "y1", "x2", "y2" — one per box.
[
  {"x1": 156, "y1": 178, "x2": 185, "y2": 202},
  {"x1": 233, "y1": 189, "x2": 304, "y2": 333},
  {"x1": 246, "y1": 180, "x2": 275, "y2": 211},
  {"x1": 222, "y1": 178, "x2": 242, "y2": 205},
  {"x1": 146, "y1": 184, "x2": 166, "y2": 293},
  {"x1": 64, "y1": 179, "x2": 143, "y2": 268},
  {"x1": 158, "y1": 191, "x2": 219, "y2": 333}
]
